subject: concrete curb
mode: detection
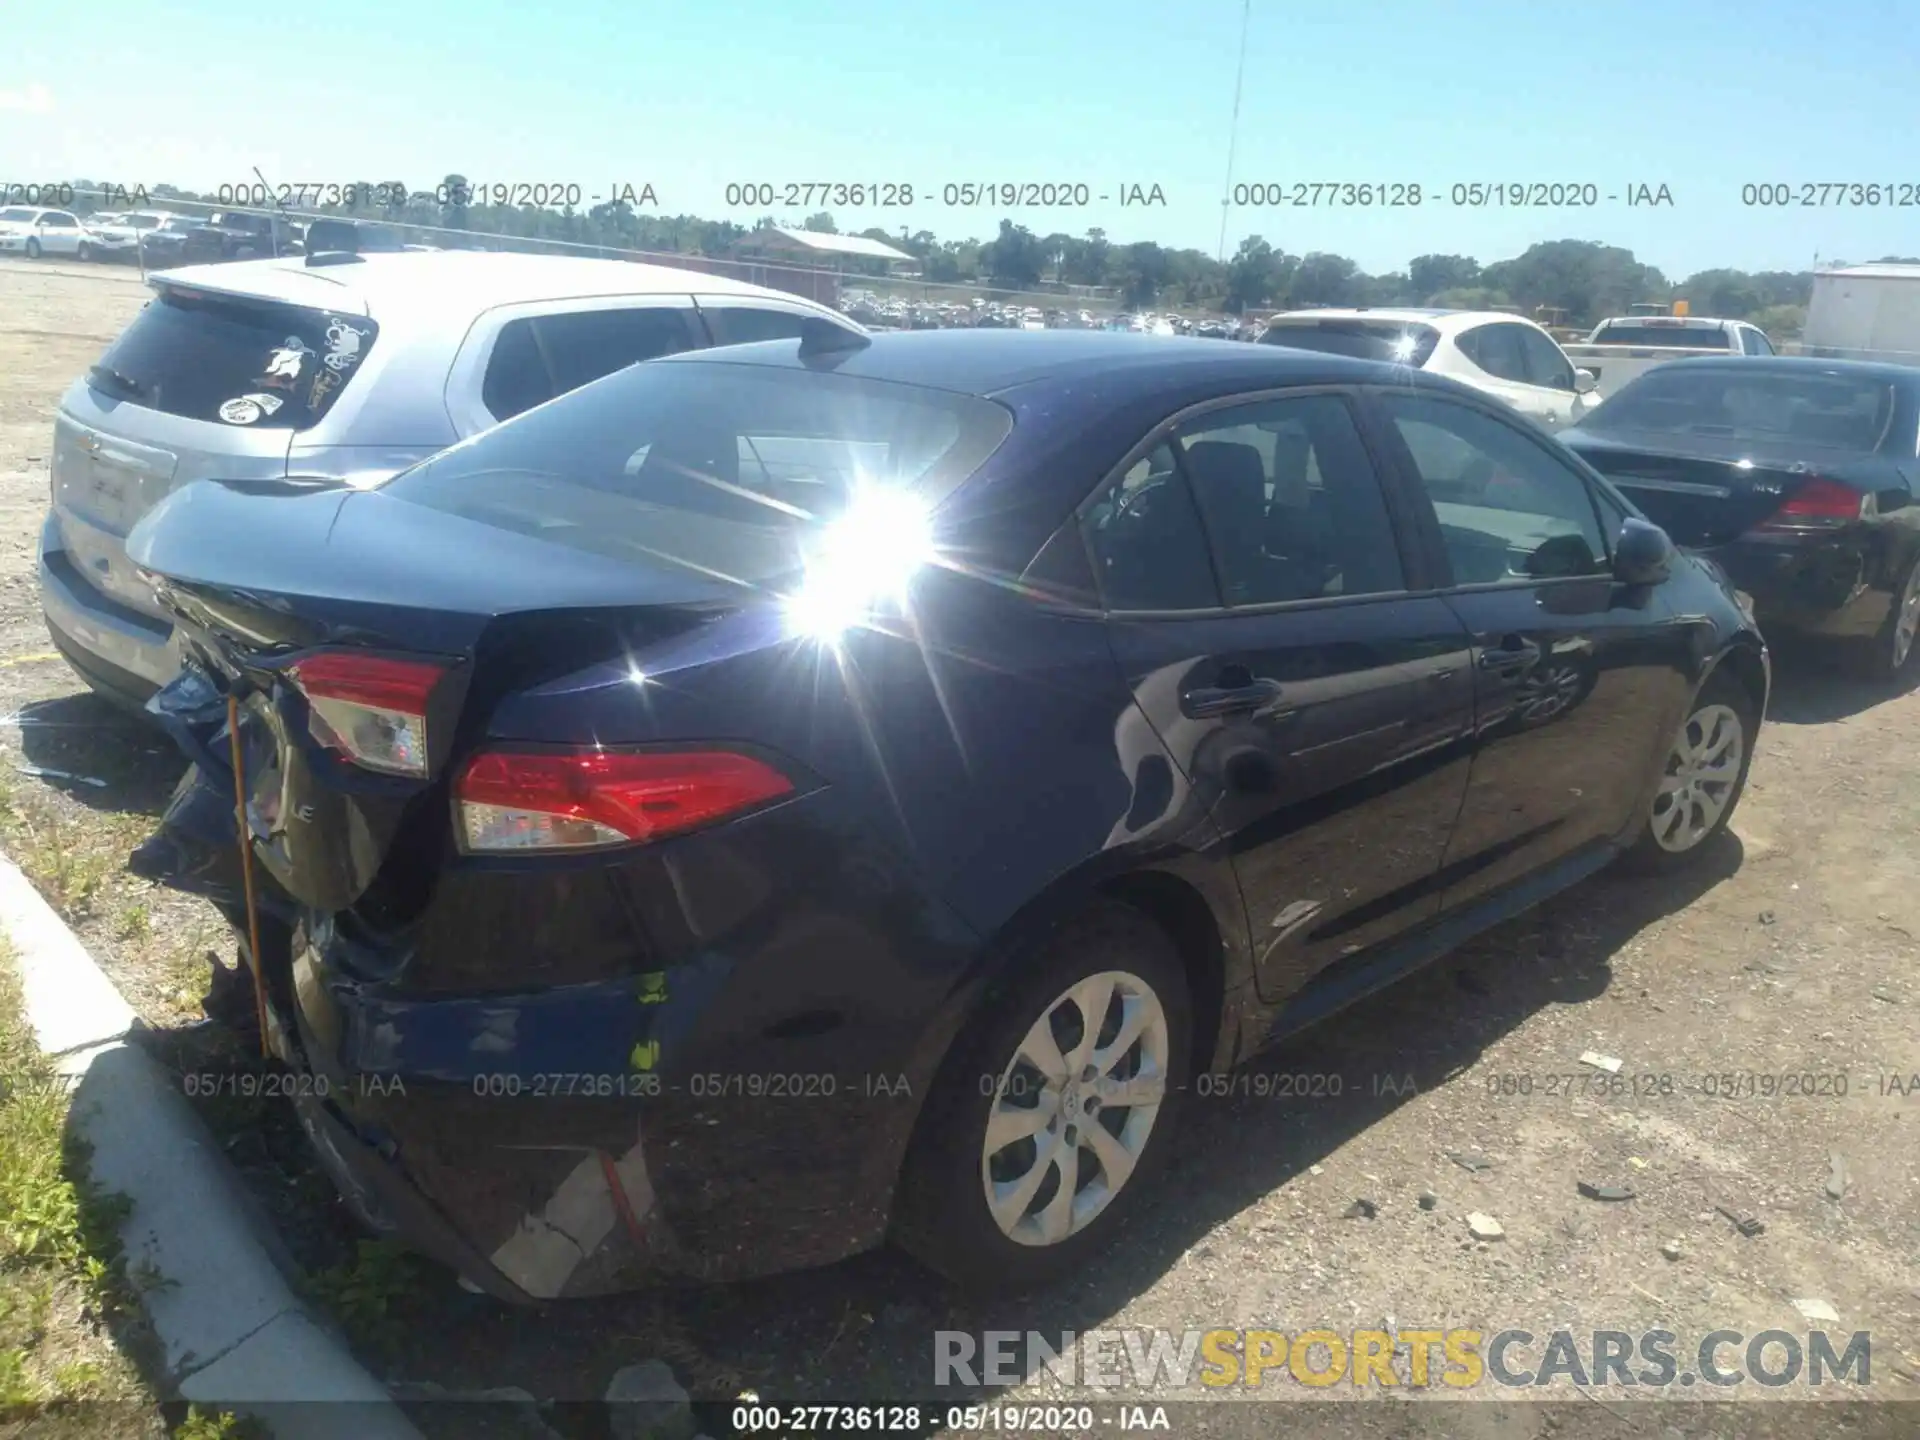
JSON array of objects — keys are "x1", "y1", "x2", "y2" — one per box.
[{"x1": 0, "y1": 856, "x2": 423, "y2": 1440}]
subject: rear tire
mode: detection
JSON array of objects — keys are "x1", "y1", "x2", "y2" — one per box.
[
  {"x1": 24, "y1": 238, "x2": 40, "y2": 260},
  {"x1": 1621, "y1": 669, "x2": 1757, "y2": 873},
  {"x1": 1848, "y1": 555, "x2": 1920, "y2": 685},
  {"x1": 892, "y1": 901, "x2": 1192, "y2": 1295}
]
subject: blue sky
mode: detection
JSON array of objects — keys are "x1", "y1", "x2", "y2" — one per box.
[{"x1": 7, "y1": 0, "x2": 1916, "y2": 277}]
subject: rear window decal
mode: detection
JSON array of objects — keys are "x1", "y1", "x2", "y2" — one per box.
[
  {"x1": 323, "y1": 318, "x2": 369, "y2": 373},
  {"x1": 308, "y1": 367, "x2": 342, "y2": 410},
  {"x1": 218, "y1": 391, "x2": 285, "y2": 425},
  {"x1": 262, "y1": 336, "x2": 311, "y2": 384}
]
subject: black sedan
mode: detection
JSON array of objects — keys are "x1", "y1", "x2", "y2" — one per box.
[
  {"x1": 1561, "y1": 357, "x2": 1920, "y2": 680},
  {"x1": 137, "y1": 215, "x2": 224, "y2": 268},
  {"x1": 123, "y1": 328, "x2": 1767, "y2": 1301}
]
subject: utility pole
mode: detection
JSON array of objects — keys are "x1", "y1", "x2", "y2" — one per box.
[{"x1": 1217, "y1": 0, "x2": 1253, "y2": 265}]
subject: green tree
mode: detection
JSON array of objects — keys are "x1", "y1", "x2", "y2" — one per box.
[
  {"x1": 1409, "y1": 254, "x2": 1481, "y2": 303},
  {"x1": 802, "y1": 211, "x2": 837, "y2": 233},
  {"x1": 981, "y1": 220, "x2": 1045, "y2": 287},
  {"x1": 439, "y1": 173, "x2": 470, "y2": 233},
  {"x1": 1224, "y1": 235, "x2": 1279, "y2": 313},
  {"x1": 1289, "y1": 252, "x2": 1361, "y2": 307}
]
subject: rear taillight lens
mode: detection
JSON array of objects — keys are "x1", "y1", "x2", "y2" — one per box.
[
  {"x1": 1748, "y1": 478, "x2": 1872, "y2": 534},
  {"x1": 453, "y1": 749, "x2": 794, "y2": 854},
  {"x1": 286, "y1": 652, "x2": 447, "y2": 777}
]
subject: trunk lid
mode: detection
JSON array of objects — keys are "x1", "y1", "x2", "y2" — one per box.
[
  {"x1": 130, "y1": 483, "x2": 742, "y2": 915},
  {"x1": 52, "y1": 390, "x2": 293, "y2": 621},
  {"x1": 1561, "y1": 429, "x2": 1875, "y2": 546}
]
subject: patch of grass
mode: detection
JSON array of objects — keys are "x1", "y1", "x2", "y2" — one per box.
[
  {"x1": 0, "y1": 769, "x2": 129, "y2": 925},
  {"x1": 0, "y1": 941, "x2": 160, "y2": 1423},
  {"x1": 115, "y1": 904, "x2": 152, "y2": 943},
  {"x1": 305, "y1": 1238, "x2": 425, "y2": 1354},
  {"x1": 173, "y1": 1405, "x2": 270, "y2": 1439}
]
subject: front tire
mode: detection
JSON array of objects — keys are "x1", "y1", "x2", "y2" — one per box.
[
  {"x1": 892, "y1": 901, "x2": 1192, "y2": 1294},
  {"x1": 76, "y1": 241, "x2": 92, "y2": 262},
  {"x1": 1622, "y1": 669, "x2": 1756, "y2": 873}
]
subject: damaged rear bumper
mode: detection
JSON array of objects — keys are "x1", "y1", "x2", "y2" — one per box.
[{"x1": 135, "y1": 694, "x2": 981, "y2": 1298}]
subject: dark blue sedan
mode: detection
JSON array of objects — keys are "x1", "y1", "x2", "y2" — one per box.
[{"x1": 125, "y1": 327, "x2": 1767, "y2": 1300}]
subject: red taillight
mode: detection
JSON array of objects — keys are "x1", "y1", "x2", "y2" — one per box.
[
  {"x1": 286, "y1": 651, "x2": 448, "y2": 778},
  {"x1": 453, "y1": 749, "x2": 795, "y2": 854},
  {"x1": 1749, "y1": 477, "x2": 1871, "y2": 534}
]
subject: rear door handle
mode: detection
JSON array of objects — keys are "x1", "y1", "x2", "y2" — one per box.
[
  {"x1": 1181, "y1": 675, "x2": 1287, "y2": 719},
  {"x1": 1478, "y1": 637, "x2": 1542, "y2": 671}
]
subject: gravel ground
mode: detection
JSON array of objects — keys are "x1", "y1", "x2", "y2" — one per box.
[{"x1": 0, "y1": 257, "x2": 1915, "y2": 1438}]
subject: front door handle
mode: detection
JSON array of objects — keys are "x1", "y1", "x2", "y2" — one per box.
[
  {"x1": 1478, "y1": 637, "x2": 1542, "y2": 672},
  {"x1": 1181, "y1": 675, "x2": 1287, "y2": 719}
]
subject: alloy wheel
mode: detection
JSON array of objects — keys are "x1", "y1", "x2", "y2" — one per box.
[
  {"x1": 980, "y1": 970, "x2": 1171, "y2": 1247},
  {"x1": 1650, "y1": 702, "x2": 1744, "y2": 853},
  {"x1": 1892, "y1": 565, "x2": 1920, "y2": 670}
]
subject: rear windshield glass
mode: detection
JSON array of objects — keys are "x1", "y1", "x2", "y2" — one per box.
[
  {"x1": 1261, "y1": 319, "x2": 1440, "y2": 365},
  {"x1": 0, "y1": 208, "x2": 37, "y2": 224},
  {"x1": 90, "y1": 287, "x2": 379, "y2": 431},
  {"x1": 1589, "y1": 323, "x2": 1732, "y2": 349},
  {"x1": 380, "y1": 357, "x2": 1014, "y2": 586},
  {"x1": 1583, "y1": 368, "x2": 1897, "y2": 452}
]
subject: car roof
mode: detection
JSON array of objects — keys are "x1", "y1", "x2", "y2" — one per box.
[
  {"x1": 1594, "y1": 315, "x2": 1737, "y2": 328},
  {"x1": 650, "y1": 326, "x2": 1431, "y2": 398},
  {"x1": 1622, "y1": 354, "x2": 1920, "y2": 384},
  {"x1": 1267, "y1": 307, "x2": 1543, "y2": 333},
  {"x1": 150, "y1": 250, "x2": 834, "y2": 322}
]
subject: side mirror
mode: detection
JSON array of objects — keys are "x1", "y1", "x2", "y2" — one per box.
[
  {"x1": 1613, "y1": 516, "x2": 1674, "y2": 586},
  {"x1": 1573, "y1": 368, "x2": 1597, "y2": 395}
]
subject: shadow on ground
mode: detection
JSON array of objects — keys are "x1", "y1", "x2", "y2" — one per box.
[
  {"x1": 14, "y1": 692, "x2": 182, "y2": 815},
  {"x1": 1762, "y1": 635, "x2": 1920, "y2": 726}
]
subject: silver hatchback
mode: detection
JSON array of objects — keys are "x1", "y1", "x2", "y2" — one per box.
[{"x1": 41, "y1": 250, "x2": 863, "y2": 708}]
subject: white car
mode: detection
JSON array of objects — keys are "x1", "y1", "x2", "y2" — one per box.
[
  {"x1": 0, "y1": 206, "x2": 88, "y2": 259},
  {"x1": 1260, "y1": 308, "x2": 1600, "y2": 432},
  {"x1": 77, "y1": 213, "x2": 141, "y2": 261},
  {"x1": 42, "y1": 249, "x2": 870, "y2": 707}
]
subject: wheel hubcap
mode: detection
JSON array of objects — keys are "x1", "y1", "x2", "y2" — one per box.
[
  {"x1": 981, "y1": 970, "x2": 1170, "y2": 1247},
  {"x1": 1650, "y1": 702, "x2": 1743, "y2": 853},
  {"x1": 1893, "y1": 568, "x2": 1920, "y2": 668}
]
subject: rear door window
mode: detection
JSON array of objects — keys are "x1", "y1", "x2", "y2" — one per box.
[
  {"x1": 89, "y1": 287, "x2": 378, "y2": 430},
  {"x1": 480, "y1": 306, "x2": 700, "y2": 421},
  {"x1": 1457, "y1": 323, "x2": 1530, "y2": 383}
]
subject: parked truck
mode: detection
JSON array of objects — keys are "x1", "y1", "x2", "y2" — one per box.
[
  {"x1": 1802, "y1": 263, "x2": 1920, "y2": 367},
  {"x1": 1560, "y1": 313, "x2": 1777, "y2": 396}
]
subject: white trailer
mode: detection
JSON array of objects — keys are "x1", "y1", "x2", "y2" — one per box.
[{"x1": 1803, "y1": 263, "x2": 1920, "y2": 367}]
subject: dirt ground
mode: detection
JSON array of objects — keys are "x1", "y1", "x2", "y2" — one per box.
[{"x1": 0, "y1": 256, "x2": 1915, "y2": 1438}]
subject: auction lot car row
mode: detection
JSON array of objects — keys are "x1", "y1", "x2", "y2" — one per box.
[{"x1": 2, "y1": 253, "x2": 1917, "y2": 1422}]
